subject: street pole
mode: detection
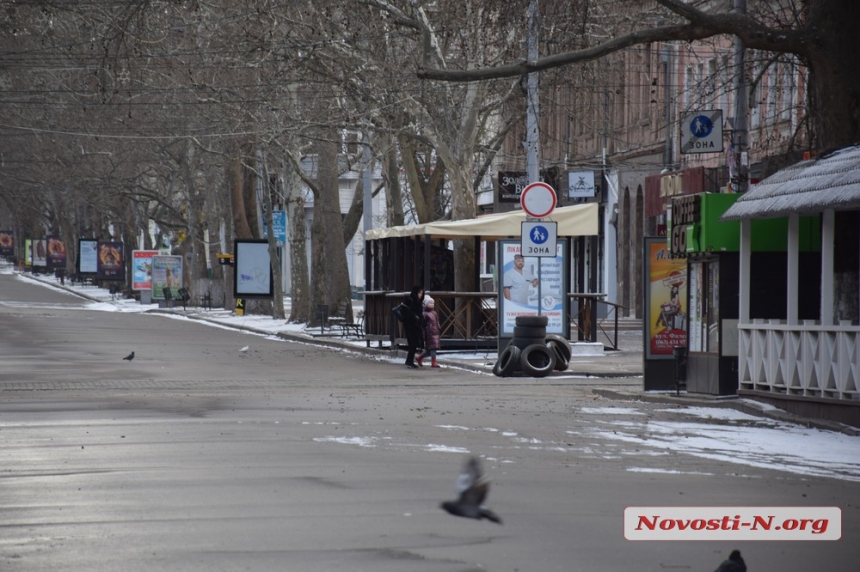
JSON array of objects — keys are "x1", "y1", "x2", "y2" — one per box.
[
  {"x1": 362, "y1": 140, "x2": 373, "y2": 312},
  {"x1": 732, "y1": 0, "x2": 748, "y2": 194},
  {"x1": 525, "y1": 0, "x2": 542, "y2": 315},
  {"x1": 525, "y1": 0, "x2": 540, "y2": 185}
]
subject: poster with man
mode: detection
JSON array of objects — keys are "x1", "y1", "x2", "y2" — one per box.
[{"x1": 498, "y1": 240, "x2": 567, "y2": 336}]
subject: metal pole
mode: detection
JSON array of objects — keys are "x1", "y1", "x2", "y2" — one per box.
[
  {"x1": 525, "y1": 0, "x2": 540, "y2": 185},
  {"x1": 362, "y1": 142, "x2": 373, "y2": 305},
  {"x1": 732, "y1": 0, "x2": 748, "y2": 194},
  {"x1": 525, "y1": 0, "x2": 542, "y2": 315}
]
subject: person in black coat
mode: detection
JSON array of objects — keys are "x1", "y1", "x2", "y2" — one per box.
[{"x1": 403, "y1": 285, "x2": 425, "y2": 368}]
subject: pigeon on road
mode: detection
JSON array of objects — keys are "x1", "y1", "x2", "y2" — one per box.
[
  {"x1": 714, "y1": 550, "x2": 746, "y2": 572},
  {"x1": 122, "y1": 351, "x2": 135, "y2": 361},
  {"x1": 239, "y1": 346, "x2": 249, "y2": 354},
  {"x1": 440, "y1": 455, "x2": 502, "y2": 524}
]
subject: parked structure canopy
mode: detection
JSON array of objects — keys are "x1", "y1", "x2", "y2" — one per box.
[
  {"x1": 721, "y1": 144, "x2": 860, "y2": 221},
  {"x1": 365, "y1": 203, "x2": 599, "y2": 240}
]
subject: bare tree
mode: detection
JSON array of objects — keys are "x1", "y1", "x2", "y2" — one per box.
[{"x1": 417, "y1": 0, "x2": 860, "y2": 153}]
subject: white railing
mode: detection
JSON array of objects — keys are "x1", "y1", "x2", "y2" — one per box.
[{"x1": 738, "y1": 320, "x2": 860, "y2": 401}]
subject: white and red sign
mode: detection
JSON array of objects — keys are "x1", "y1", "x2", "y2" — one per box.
[{"x1": 520, "y1": 182, "x2": 557, "y2": 218}]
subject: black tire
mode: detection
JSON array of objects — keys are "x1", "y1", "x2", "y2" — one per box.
[
  {"x1": 516, "y1": 315, "x2": 548, "y2": 327},
  {"x1": 494, "y1": 344, "x2": 521, "y2": 377},
  {"x1": 513, "y1": 325, "x2": 546, "y2": 339},
  {"x1": 545, "y1": 334, "x2": 572, "y2": 363},
  {"x1": 547, "y1": 340, "x2": 569, "y2": 371},
  {"x1": 511, "y1": 336, "x2": 546, "y2": 350},
  {"x1": 520, "y1": 343, "x2": 556, "y2": 377},
  {"x1": 492, "y1": 359, "x2": 504, "y2": 377}
]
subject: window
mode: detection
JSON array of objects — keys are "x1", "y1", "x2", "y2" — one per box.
[
  {"x1": 781, "y1": 58, "x2": 795, "y2": 122},
  {"x1": 341, "y1": 130, "x2": 361, "y2": 155},
  {"x1": 766, "y1": 63, "x2": 779, "y2": 123},
  {"x1": 719, "y1": 55, "x2": 730, "y2": 117}
]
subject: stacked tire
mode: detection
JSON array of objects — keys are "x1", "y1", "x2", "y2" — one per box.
[{"x1": 493, "y1": 316, "x2": 571, "y2": 378}]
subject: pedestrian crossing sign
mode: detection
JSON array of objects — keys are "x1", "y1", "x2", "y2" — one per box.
[
  {"x1": 521, "y1": 221, "x2": 557, "y2": 257},
  {"x1": 680, "y1": 110, "x2": 723, "y2": 154}
]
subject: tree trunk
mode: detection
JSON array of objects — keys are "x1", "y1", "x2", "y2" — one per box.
[
  {"x1": 285, "y1": 158, "x2": 311, "y2": 323},
  {"x1": 259, "y1": 154, "x2": 285, "y2": 320},
  {"x1": 230, "y1": 155, "x2": 253, "y2": 240},
  {"x1": 804, "y1": 0, "x2": 860, "y2": 152},
  {"x1": 311, "y1": 133, "x2": 353, "y2": 322},
  {"x1": 381, "y1": 133, "x2": 405, "y2": 227}
]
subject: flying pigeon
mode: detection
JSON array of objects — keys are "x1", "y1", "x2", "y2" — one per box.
[
  {"x1": 440, "y1": 455, "x2": 502, "y2": 524},
  {"x1": 714, "y1": 550, "x2": 746, "y2": 572},
  {"x1": 122, "y1": 351, "x2": 135, "y2": 361}
]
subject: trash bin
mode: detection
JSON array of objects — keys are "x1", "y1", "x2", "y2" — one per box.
[{"x1": 673, "y1": 346, "x2": 687, "y2": 394}]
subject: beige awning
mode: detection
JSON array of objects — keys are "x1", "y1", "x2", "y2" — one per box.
[{"x1": 365, "y1": 203, "x2": 599, "y2": 240}]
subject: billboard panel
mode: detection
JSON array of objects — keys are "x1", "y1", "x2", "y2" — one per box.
[
  {"x1": 0, "y1": 231, "x2": 13, "y2": 256},
  {"x1": 234, "y1": 239, "x2": 273, "y2": 298},
  {"x1": 79, "y1": 239, "x2": 99, "y2": 274},
  {"x1": 97, "y1": 241, "x2": 124, "y2": 280},
  {"x1": 498, "y1": 239, "x2": 568, "y2": 336},
  {"x1": 644, "y1": 237, "x2": 688, "y2": 359},
  {"x1": 46, "y1": 236, "x2": 66, "y2": 269},
  {"x1": 151, "y1": 255, "x2": 183, "y2": 299},
  {"x1": 132, "y1": 250, "x2": 159, "y2": 291}
]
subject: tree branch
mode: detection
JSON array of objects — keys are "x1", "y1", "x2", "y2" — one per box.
[{"x1": 418, "y1": 2, "x2": 809, "y2": 83}]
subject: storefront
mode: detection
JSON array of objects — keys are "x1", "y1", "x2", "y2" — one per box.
[{"x1": 669, "y1": 193, "x2": 820, "y2": 396}]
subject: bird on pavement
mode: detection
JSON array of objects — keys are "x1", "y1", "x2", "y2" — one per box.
[
  {"x1": 714, "y1": 550, "x2": 746, "y2": 572},
  {"x1": 122, "y1": 351, "x2": 135, "y2": 361},
  {"x1": 239, "y1": 346, "x2": 249, "y2": 354},
  {"x1": 440, "y1": 455, "x2": 502, "y2": 524}
]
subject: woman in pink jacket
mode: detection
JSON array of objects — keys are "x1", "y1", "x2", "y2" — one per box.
[{"x1": 417, "y1": 295, "x2": 441, "y2": 368}]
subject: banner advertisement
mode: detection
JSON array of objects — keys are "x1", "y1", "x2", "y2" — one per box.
[
  {"x1": 151, "y1": 255, "x2": 183, "y2": 299},
  {"x1": 24, "y1": 239, "x2": 32, "y2": 267},
  {"x1": 32, "y1": 239, "x2": 47, "y2": 268},
  {"x1": 497, "y1": 168, "x2": 560, "y2": 202},
  {"x1": 498, "y1": 239, "x2": 567, "y2": 336},
  {"x1": 234, "y1": 239, "x2": 273, "y2": 298},
  {"x1": 567, "y1": 170, "x2": 597, "y2": 198},
  {"x1": 78, "y1": 239, "x2": 99, "y2": 274},
  {"x1": 97, "y1": 241, "x2": 124, "y2": 280},
  {"x1": 132, "y1": 250, "x2": 159, "y2": 291},
  {"x1": 0, "y1": 231, "x2": 13, "y2": 256},
  {"x1": 46, "y1": 236, "x2": 66, "y2": 269},
  {"x1": 644, "y1": 237, "x2": 688, "y2": 358}
]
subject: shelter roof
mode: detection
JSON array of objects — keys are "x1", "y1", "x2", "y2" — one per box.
[
  {"x1": 721, "y1": 144, "x2": 860, "y2": 221},
  {"x1": 365, "y1": 203, "x2": 599, "y2": 240}
]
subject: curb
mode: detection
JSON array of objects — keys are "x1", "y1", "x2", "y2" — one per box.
[{"x1": 593, "y1": 388, "x2": 860, "y2": 436}]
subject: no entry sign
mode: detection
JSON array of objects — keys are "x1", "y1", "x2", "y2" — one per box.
[{"x1": 520, "y1": 182, "x2": 557, "y2": 218}]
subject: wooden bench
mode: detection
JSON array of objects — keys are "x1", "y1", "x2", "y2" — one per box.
[
  {"x1": 340, "y1": 310, "x2": 365, "y2": 337},
  {"x1": 364, "y1": 334, "x2": 387, "y2": 348}
]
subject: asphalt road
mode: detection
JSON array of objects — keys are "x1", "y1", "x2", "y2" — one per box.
[{"x1": 1, "y1": 272, "x2": 858, "y2": 571}]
